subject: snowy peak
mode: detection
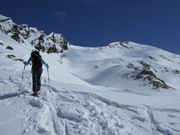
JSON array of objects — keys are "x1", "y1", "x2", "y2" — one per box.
[
  {"x1": 108, "y1": 41, "x2": 133, "y2": 49},
  {"x1": 0, "y1": 14, "x2": 12, "y2": 22},
  {"x1": 0, "y1": 14, "x2": 69, "y2": 53},
  {"x1": 0, "y1": 14, "x2": 14, "y2": 33}
]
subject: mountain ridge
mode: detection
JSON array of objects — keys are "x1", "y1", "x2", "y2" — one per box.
[
  {"x1": 0, "y1": 14, "x2": 69, "y2": 53},
  {"x1": 1, "y1": 14, "x2": 180, "y2": 90}
]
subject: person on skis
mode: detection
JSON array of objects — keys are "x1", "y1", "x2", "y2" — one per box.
[{"x1": 24, "y1": 50, "x2": 49, "y2": 96}]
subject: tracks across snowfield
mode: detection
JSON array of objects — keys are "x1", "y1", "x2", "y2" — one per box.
[{"x1": 0, "y1": 67, "x2": 180, "y2": 135}]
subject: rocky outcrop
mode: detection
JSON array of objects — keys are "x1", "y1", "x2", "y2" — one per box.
[
  {"x1": 135, "y1": 70, "x2": 169, "y2": 89},
  {"x1": 0, "y1": 14, "x2": 70, "y2": 53}
]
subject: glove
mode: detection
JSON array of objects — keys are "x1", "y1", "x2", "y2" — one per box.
[{"x1": 23, "y1": 61, "x2": 27, "y2": 65}]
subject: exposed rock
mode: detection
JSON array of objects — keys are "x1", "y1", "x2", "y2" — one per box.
[
  {"x1": 139, "y1": 61, "x2": 150, "y2": 70},
  {"x1": 47, "y1": 45, "x2": 58, "y2": 53},
  {"x1": 61, "y1": 43, "x2": 68, "y2": 50},
  {"x1": 7, "y1": 54, "x2": 24, "y2": 62},
  {"x1": 7, "y1": 54, "x2": 16, "y2": 59},
  {"x1": 135, "y1": 70, "x2": 170, "y2": 89},
  {"x1": 120, "y1": 42, "x2": 133, "y2": 49},
  {"x1": 127, "y1": 63, "x2": 138, "y2": 70},
  {"x1": 94, "y1": 65, "x2": 99, "y2": 69},
  {"x1": 11, "y1": 25, "x2": 20, "y2": 42},
  {"x1": 160, "y1": 55, "x2": 173, "y2": 62},
  {"x1": 35, "y1": 42, "x2": 45, "y2": 52},
  {"x1": 14, "y1": 58, "x2": 24, "y2": 62},
  {"x1": 172, "y1": 69, "x2": 180, "y2": 74},
  {"x1": 6, "y1": 46, "x2": 13, "y2": 50},
  {"x1": 148, "y1": 56, "x2": 157, "y2": 61}
]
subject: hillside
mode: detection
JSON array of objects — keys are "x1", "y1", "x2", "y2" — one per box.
[{"x1": 0, "y1": 14, "x2": 180, "y2": 135}]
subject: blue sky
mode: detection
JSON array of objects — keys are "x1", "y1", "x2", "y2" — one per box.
[{"x1": 1, "y1": 0, "x2": 180, "y2": 53}]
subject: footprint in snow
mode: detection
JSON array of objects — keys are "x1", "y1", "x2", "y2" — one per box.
[
  {"x1": 37, "y1": 126, "x2": 50, "y2": 134},
  {"x1": 167, "y1": 114, "x2": 176, "y2": 118},
  {"x1": 30, "y1": 98, "x2": 43, "y2": 108}
]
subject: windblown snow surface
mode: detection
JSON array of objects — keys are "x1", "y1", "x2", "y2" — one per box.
[{"x1": 1, "y1": 30, "x2": 180, "y2": 135}]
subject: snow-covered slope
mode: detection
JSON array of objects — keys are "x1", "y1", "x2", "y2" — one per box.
[
  {"x1": 63, "y1": 42, "x2": 180, "y2": 90},
  {"x1": 1, "y1": 14, "x2": 180, "y2": 135}
]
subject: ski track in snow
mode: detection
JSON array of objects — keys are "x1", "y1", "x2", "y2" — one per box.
[{"x1": 1, "y1": 66, "x2": 180, "y2": 135}]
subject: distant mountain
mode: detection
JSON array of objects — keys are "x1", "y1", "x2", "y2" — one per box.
[{"x1": 62, "y1": 42, "x2": 180, "y2": 90}]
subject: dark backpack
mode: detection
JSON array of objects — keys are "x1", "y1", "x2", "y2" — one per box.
[{"x1": 31, "y1": 51, "x2": 42, "y2": 69}]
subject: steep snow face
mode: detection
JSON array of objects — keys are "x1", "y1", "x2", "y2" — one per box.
[{"x1": 1, "y1": 14, "x2": 180, "y2": 135}]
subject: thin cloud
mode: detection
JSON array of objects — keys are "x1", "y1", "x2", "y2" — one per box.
[{"x1": 51, "y1": 11, "x2": 67, "y2": 21}]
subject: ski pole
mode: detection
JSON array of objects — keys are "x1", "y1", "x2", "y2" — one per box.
[
  {"x1": 47, "y1": 68, "x2": 50, "y2": 91},
  {"x1": 19, "y1": 64, "x2": 26, "y2": 92}
]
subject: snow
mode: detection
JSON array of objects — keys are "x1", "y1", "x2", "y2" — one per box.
[
  {"x1": 0, "y1": 14, "x2": 11, "y2": 21},
  {"x1": 1, "y1": 16, "x2": 180, "y2": 134},
  {"x1": 0, "y1": 104, "x2": 21, "y2": 135}
]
